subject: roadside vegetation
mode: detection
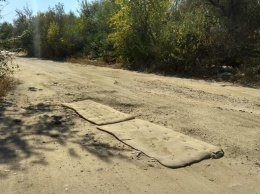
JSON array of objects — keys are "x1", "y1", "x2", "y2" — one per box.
[
  {"x1": 0, "y1": 52, "x2": 16, "y2": 97},
  {"x1": 0, "y1": 0, "x2": 259, "y2": 86},
  {"x1": 0, "y1": 0, "x2": 17, "y2": 96}
]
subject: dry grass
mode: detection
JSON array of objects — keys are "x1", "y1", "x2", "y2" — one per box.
[
  {"x1": 66, "y1": 56, "x2": 260, "y2": 88},
  {"x1": 66, "y1": 57, "x2": 123, "y2": 69},
  {"x1": 0, "y1": 77, "x2": 15, "y2": 97}
]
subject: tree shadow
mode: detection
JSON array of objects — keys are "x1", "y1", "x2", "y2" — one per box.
[
  {"x1": 71, "y1": 132, "x2": 130, "y2": 163},
  {"x1": 0, "y1": 102, "x2": 56, "y2": 171},
  {"x1": 0, "y1": 100, "x2": 132, "y2": 178}
]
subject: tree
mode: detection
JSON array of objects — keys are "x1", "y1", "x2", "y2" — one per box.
[
  {"x1": 3, "y1": 0, "x2": 259, "y2": 82},
  {"x1": 78, "y1": 0, "x2": 118, "y2": 61},
  {"x1": 110, "y1": 0, "x2": 171, "y2": 68},
  {"x1": 0, "y1": 22, "x2": 14, "y2": 49},
  {"x1": 11, "y1": 6, "x2": 34, "y2": 53},
  {"x1": 0, "y1": 22, "x2": 13, "y2": 39},
  {"x1": 152, "y1": 0, "x2": 260, "y2": 76}
]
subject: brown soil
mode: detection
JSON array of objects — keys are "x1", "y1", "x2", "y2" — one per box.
[{"x1": 0, "y1": 57, "x2": 259, "y2": 194}]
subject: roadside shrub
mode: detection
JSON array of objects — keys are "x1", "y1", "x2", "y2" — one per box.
[{"x1": 0, "y1": 51, "x2": 18, "y2": 96}]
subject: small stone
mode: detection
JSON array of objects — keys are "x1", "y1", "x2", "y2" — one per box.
[
  {"x1": 54, "y1": 120, "x2": 62, "y2": 125},
  {"x1": 13, "y1": 119, "x2": 22, "y2": 124},
  {"x1": 96, "y1": 168, "x2": 103, "y2": 171},
  {"x1": 50, "y1": 134, "x2": 59, "y2": 138},
  {"x1": 28, "y1": 87, "x2": 37, "y2": 91},
  {"x1": 52, "y1": 115, "x2": 63, "y2": 120},
  {"x1": 136, "y1": 151, "x2": 142, "y2": 157}
]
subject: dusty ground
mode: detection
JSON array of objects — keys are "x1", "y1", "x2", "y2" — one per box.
[{"x1": 0, "y1": 57, "x2": 259, "y2": 194}]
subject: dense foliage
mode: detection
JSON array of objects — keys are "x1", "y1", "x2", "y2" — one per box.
[
  {"x1": 0, "y1": 0, "x2": 259, "y2": 81},
  {"x1": 0, "y1": 0, "x2": 17, "y2": 96}
]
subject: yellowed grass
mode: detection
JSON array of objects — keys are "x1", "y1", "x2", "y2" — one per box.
[
  {"x1": 66, "y1": 57, "x2": 123, "y2": 69},
  {"x1": 0, "y1": 77, "x2": 15, "y2": 97}
]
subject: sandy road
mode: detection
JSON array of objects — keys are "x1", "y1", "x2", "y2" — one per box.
[{"x1": 0, "y1": 57, "x2": 260, "y2": 194}]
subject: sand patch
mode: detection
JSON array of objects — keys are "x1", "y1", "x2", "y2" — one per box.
[{"x1": 98, "y1": 119, "x2": 224, "y2": 168}]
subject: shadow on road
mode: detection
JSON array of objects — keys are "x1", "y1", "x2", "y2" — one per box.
[{"x1": 0, "y1": 99, "x2": 130, "y2": 179}]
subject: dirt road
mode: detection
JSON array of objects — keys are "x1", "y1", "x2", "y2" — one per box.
[{"x1": 1, "y1": 57, "x2": 260, "y2": 194}]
